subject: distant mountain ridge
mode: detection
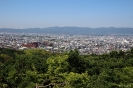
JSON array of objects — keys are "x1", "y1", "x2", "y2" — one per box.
[{"x1": 0, "y1": 27, "x2": 133, "y2": 35}]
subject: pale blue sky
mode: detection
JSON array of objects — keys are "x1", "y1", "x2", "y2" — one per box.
[{"x1": 0, "y1": 0, "x2": 133, "y2": 28}]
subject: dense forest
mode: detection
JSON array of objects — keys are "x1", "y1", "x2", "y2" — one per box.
[{"x1": 0, "y1": 48, "x2": 133, "y2": 88}]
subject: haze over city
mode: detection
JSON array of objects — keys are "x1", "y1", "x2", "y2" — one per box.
[
  {"x1": 0, "y1": 0, "x2": 133, "y2": 28},
  {"x1": 1, "y1": 1, "x2": 133, "y2": 88}
]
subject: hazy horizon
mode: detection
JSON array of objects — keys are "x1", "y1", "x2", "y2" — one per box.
[
  {"x1": 1, "y1": 26, "x2": 133, "y2": 29},
  {"x1": 0, "y1": 0, "x2": 133, "y2": 28}
]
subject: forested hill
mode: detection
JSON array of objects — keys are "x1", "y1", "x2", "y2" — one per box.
[
  {"x1": 0, "y1": 27, "x2": 133, "y2": 34},
  {"x1": 1, "y1": 48, "x2": 133, "y2": 88}
]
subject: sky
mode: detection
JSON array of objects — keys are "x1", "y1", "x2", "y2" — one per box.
[{"x1": 0, "y1": 0, "x2": 133, "y2": 28}]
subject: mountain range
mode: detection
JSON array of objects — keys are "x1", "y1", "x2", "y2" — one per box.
[{"x1": 0, "y1": 27, "x2": 133, "y2": 35}]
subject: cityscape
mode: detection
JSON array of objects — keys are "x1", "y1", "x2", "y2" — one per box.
[
  {"x1": 1, "y1": 32, "x2": 133, "y2": 55},
  {"x1": 1, "y1": 0, "x2": 133, "y2": 87}
]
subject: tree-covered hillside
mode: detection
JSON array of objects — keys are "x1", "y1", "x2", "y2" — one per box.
[{"x1": 0, "y1": 48, "x2": 133, "y2": 88}]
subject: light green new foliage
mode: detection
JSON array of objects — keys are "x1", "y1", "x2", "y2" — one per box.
[
  {"x1": 64, "y1": 72, "x2": 90, "y2": 88},
  {"x1": 46, "y1": 55, "x2": 90, "y2": 88},
  {"x1": 45, "y1": 55, "x2": 69, "y2": 87},
  {"x1": 46, "y1": 55, "x2": 69, "y2": 75}
]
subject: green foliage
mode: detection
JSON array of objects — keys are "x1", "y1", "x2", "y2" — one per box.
[
  {"x1": 47, "y1": 55, "x2": 69, "y2": 75},
  {"x1": 1, "y1": 48, "x2": 133, "y2": 88},
  {"x1": 67, "y1": 49, "x2": 86, "y2": 73},
  {"x1": 64, "y1": 72, "x2": 90, "y2": 88},
  {"x1": 0, "y1": 54, "x2": 12, "y2": 63}
]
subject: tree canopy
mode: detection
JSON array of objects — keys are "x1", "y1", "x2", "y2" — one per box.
[{"x1": 0, "y1": 48, "x2": 133, "y2": 88}]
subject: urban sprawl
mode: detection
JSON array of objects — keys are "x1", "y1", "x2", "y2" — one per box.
[{"x1": 0, "y1": 33, "x2": 133, "y2": 55}]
